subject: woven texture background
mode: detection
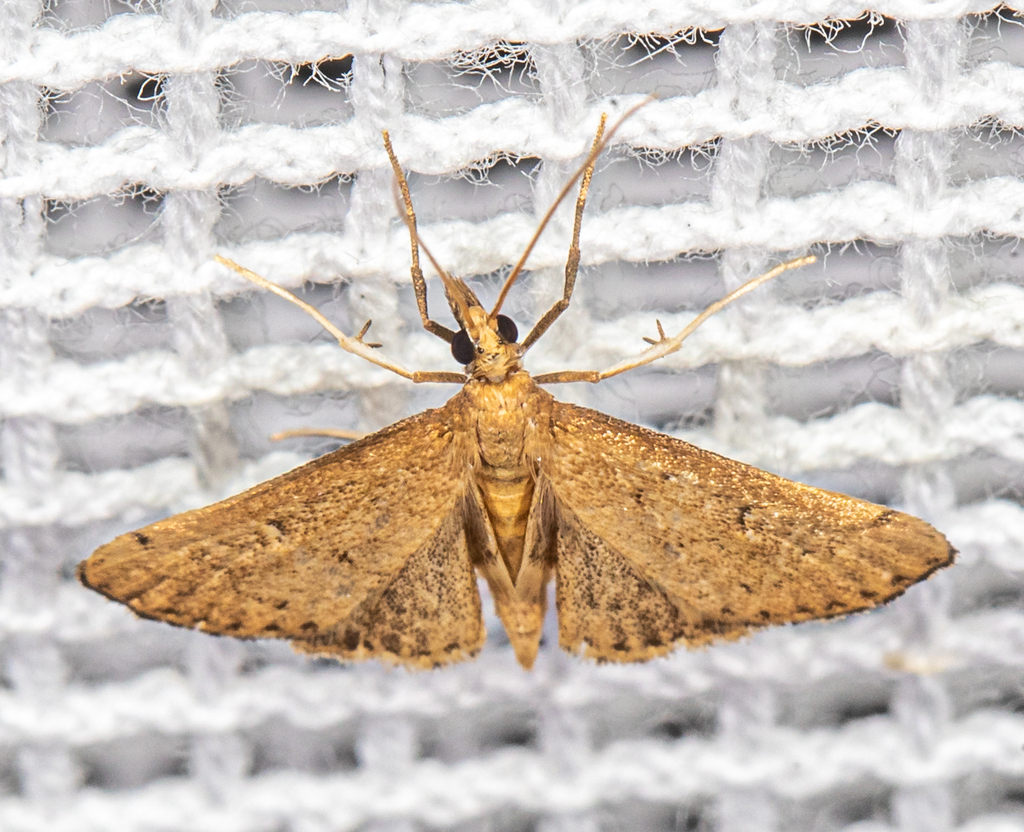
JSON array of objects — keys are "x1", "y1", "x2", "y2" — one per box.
[{"x1": 2, "y1": 1, "x2": 1024, "y2": 830}]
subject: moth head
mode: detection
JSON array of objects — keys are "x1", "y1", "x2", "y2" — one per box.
[{"x1": 441, "y1": 273, "x2": 522, "y2": 382}]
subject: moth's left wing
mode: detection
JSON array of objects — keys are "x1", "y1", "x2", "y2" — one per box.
[
  {"x1": 78, "y1": 403, "x2": 486, "y2": 668},
  {"x1": 545, "y1": 402, "x2": 955, "y2": 662}
]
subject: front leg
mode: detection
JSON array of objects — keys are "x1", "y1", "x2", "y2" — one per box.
[
  {"x1": 519, "y1": 115, "x2": 607, "y2": 352},
  {"x1": 215, "y1": 256, "x2": 464, "y2": 384},
  {"x1": 382, "y1": 131, "x2": 456, "y2": 344}
]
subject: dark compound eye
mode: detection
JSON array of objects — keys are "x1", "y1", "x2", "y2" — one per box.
[
  {"x1": 451, "y1": 329, "x2": 474, "y2": 364},
  {"x1": 496, "y1": 315, "x2": 518, "y2": 343}
]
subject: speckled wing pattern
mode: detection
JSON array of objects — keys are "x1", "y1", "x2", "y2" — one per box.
[
  {"x1": 78, "y1": 402, "x2": 486, "y2": 668},
  {"x1": 545, "y1": 402, "x2": 956, "y2": 663}
]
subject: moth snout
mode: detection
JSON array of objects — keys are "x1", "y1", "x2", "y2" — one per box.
[{"x1": 466, "y1": 342, "x2": 524, "y2": 383}]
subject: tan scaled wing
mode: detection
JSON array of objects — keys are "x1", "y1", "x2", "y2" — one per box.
[
  {"x1": 544, "y1": 402, "x2": 955, "y2": 663},
  {"x1": 78, "y1": 402, "x2": 486, "y2": 669}
]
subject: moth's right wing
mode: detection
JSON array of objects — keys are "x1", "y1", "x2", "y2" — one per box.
[
  {"x1": 78, "y1": 402, "x2": 486, "y2": 668},
  {"x1": 545, "y1": 402, "x2": 955, "y2": 663}
]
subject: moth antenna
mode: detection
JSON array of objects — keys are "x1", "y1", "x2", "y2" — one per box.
[
  {"x1": 490, "y1": 97, "x2": 654, "y2": 318},
  {"x1": 214, "y1": 256, "x2": 465, "y2": 385},
  {"x1": 533, "y1": 255, "x2": 817, "y2": 384}
]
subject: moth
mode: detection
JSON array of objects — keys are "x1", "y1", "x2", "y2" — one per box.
[{"x1": 79, "y1": 114, "x2": 955, "y2": 670}]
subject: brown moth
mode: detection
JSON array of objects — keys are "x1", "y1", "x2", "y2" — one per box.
[{"x1": 78, "y1": 114, "x2": 955, "y2": 670}]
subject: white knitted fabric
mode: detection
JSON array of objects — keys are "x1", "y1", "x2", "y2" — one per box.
[{"x1": 2, "y1": 1, "x2": 1024, "y2": 830}]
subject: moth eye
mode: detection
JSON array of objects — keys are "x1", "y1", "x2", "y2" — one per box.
[
  {"x1": 496, "y1": 315, "x2": 518, "y2": 343},
  {"x1": 451, "y1": 329, "x2": 474, "y2": 364}
]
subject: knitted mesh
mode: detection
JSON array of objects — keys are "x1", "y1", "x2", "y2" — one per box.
[{"x1": 1, "y1": 2, "x2": 1023, "y2": 831}]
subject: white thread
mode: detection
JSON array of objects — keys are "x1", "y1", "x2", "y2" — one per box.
[
  {"x1": 2, "y1": 597, "x2": 1024, "y2": 744},
  {"x1": 4, "y1": 709, "x2": 1024, "y2": 830},
  {"x1": 893, "y1": 18, "x2": 962, "y2": 829},
  {"x1": 14, "y1": 176, "x2": 1024, "y2": 315},
  {"x1": 2, "y1": 3, "x2": 1018, "y2": 89},
  {"x1": 17, "y1": 64, "x2": 1024, "y2": 200}
]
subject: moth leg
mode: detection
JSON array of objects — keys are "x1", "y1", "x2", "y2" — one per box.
[
  {"x1": 412, "y1": 370, "x2": 469, "y2": 383},
  {"x1": 354, "y1": 319, "x2": 382, "y2": 349},
  {"x1": 490, "y1": 101, "x2": 653, "y2": 319},
  {"x1": 533, "y1": 255, "x2": 817, "y2": 385},
  {"x1": 214, "y1": 256, "x2": 464, "y2": 384},
  {"x1": 382, "y1": 131, "x2": 456, "y2": 344},
  {"x1": 519, "y1": 116, "x2": 607, "y2": 353},
  {"x1": 642, "y1": 319, "x2": 668, "y2": 346},
  {"x1": 270, "y1": 428, "x2": 366, "y2": 442},
  {"x1": 531, "y1": 369, "x2": 601, "y2": 384}
]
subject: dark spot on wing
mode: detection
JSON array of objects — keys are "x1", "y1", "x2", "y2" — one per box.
[
  {"x1": 133, "y1": 532, "x2": 150, "y2": 546},
  {"x1": 945, "y1": 541, "x2": 958, "y2": 565},
  {"x1": 872, "y1": 510, "x2": 896, "y2": 527}
]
